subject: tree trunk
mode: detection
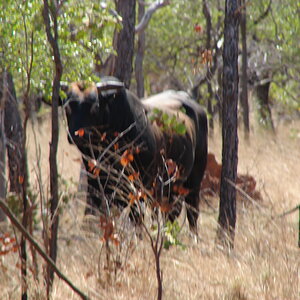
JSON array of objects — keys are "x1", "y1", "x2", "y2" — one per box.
[
  {"x1": 43, "y1": 1, "x2": 63, "y2": 295},
  {"x1": 256, "y1": 80, "x2": 274, "y2": 131},
  {"x1": 216, "y1": 0, "x2": 240, "y2": 249},
  {"x1": 217, "y1": 66, "x2": 223, "y2": 126},
  {"x1": 203, "y1": 0, "x2": 214, "y2": 133},
  {"x1": 113, "y1": 0, "x2": 136, "y2": 88},
  {"x1": 135, "y1": 1, "x2": 146, "y2": 98},
  {"x1": 0, "y1": 72, "x2": 24, "y2": 194},
  {"x1": 0, "y1": 85, "x2": 6, "y2": 222},
  {"x1": 239, "y1": 0, "x2": 250, "y2": 140}
]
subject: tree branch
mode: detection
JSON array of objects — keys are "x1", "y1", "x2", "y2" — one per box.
[
  {"x1": 135, "y1": 0, "x2": 170, "y2": 34},
  {"x1": 253, "y1": 0, "x2": 272, "y2": 25}
]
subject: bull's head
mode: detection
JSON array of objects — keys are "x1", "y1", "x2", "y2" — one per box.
[{"x1": 60, "y1": 77, "x2": 124, "y2": 144}]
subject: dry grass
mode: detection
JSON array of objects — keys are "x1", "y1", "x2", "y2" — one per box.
[{"x1": 1, "y1": 114, "x2": 299, "y2": 300}]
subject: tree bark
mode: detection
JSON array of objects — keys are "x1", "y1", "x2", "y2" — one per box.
[
  {"x1": 112, "y1": 0, "x2": 136, "y2": 88},
  {"x1": 217, "y1": 0, "x2": 240, "y2": 249},
  {"x1": 135, "y1": 1, "x2": 146, "y2": 98},
  {"x1": 0, "y1": 72, "x2": 24, "y2": 194},
  {"x1": 239, "y1": 0, "x2": 250, "y2": 139},
  {"x1": 203, "y1": 0, "x2": 214, "y2": 132},
  {"x1": 0, "y1": 78, "x2": 6, "y2": 222},
  {"x1": 43, "y1": 0, "x2": 63, "y2": 294}
]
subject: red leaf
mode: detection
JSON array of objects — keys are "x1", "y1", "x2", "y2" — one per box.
[
  {"x1": 194, "y1": 24, "x2": 202, "y2": 33},
  {"x1": 114, "y1": 143, "x2": 119, "y2": 151},
  {"x1": 120, "y1": 149, "x2": 134, "y2": 167},
  {"x1": 128, "y1": 172, "x2": 139, "y2": 181},
  {"x1": 75, "y1": 128, "x2": 85, "y2": 137}
]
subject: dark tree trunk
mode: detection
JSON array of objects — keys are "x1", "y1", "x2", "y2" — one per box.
[
  {"x1": 240, "y1": 0, "x2": 250, "y2": 139},
  {"x1": 217, "y1": 0, "x2": 240, "y2": 249},
  {"x1": 0, "y1": 89, "x2": 6, "y2": 222},
  {"x1": 43, "y1": 0, "x2": 63, "y2": 295},
  {"x1": 113, "y1": 0, "x2": 136, "y2": 88},
  {"x1": 135, "y1": 2, "x2": 145, "y2": 98},
  {"x1": 203, "y1": 0, "x2": 214, "y2": 133},
  {"x1": 256, "y1": 80, "x2": 274, "y2": 131},
  {"x1": 0, "y1": 72, "x2": 24, "y2": 194},
  {"x1": 0, "y1": 71, "x2": 28, "y2": 297},
  {"x1": 217, "y1": 66, "x2": 223, "y2": 126}
]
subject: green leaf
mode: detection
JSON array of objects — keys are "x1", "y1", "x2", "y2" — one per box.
[{"x1": 175, "y1": 123, "x2": 187, "y2": 135}]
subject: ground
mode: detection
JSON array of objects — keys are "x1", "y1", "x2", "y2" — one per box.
[{"x1": 0, "y1": 112, "x2": 299, "y2": 300}]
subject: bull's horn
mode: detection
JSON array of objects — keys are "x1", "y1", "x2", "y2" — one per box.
[{"x1": 96, "y1": 78, "x2": 124, "y2": 94}]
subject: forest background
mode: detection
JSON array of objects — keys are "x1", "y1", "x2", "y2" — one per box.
[{"x1": 0, "y1": 0, "x2": 299, "y2": 299}]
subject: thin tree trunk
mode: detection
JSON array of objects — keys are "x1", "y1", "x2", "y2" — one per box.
[
  {"x1": 203, "y1": 0, "x2": 214, "y2": 132},
  {"x1": 0, "y1": 80, "x2": 6, "y2": 222},
  {"x1": 217, "y1": 0, "x2": 240, "y2": 249},
  {"x1": 135, "y1": 1, "x2": 145, "y2": 98},
  {"x1": 43, "y1": 1, "x2": 63, "y2": 295},
  {"x1": 112, "y1": 0, "x2": 136, "y2": 88},
  {"x1": 240, "y1": 0, "x2": 250, "y2": 139}
]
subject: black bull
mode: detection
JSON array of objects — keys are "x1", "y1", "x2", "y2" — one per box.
[{"x1": 61, "y1": 77, "x2": 207, "y2": 233}]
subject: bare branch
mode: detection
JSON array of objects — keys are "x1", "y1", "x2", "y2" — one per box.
[
  {"x1": 253, "y1": 0, "x2": 272, "y2": 25},
  {"x1": 135, "y1": 0, "x2": 170, "y2": 34}
]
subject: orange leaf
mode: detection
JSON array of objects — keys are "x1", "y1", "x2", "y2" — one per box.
[
  {"x1": 75, "y1": 128, "x2": 85, "y2": 137},
  {"x1": 128, "y1": 172, "x2": 140, "y2": 181},
  {"x1": 88, "y1": 159, "x2": 97, "y2": 172},
  {"x1": 178, "y1": 186, "x2": 190, "y2": 196},
  {"x1": 120, "y1": 157, "x2": 129, "y2": 167},
  {"x1": 103, "y1": 222, "x2": 114, "y2": 241},
  {"x1": 120, "y1": 149, "x2": 134, "y2": 167},
  {"x1": 159, "y1": 202, "x2": 172, "y2": 213},
  {"x1": 93, "y1": 167, "x2": 101, "y2": 177},
  {"x1": 128, "y1": 174, "x2": 134, "y2": 181},
  {"x1": 18, "y1": 176, "x2": 24, "y2": 184},
  {"x1": 101, "y1": 132, "x2": 107, "y2": 142},
  {"x1": 128, "y1": 153, "x2": 134, "y2": 162},
  {"x1": 114, "y1": 143, "x2": 119, "y2": 151},
  {"x1": 99, "y1": 216, "x2": 114, "y2": 242}
]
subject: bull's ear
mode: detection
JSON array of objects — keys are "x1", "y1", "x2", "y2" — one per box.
[
  {"x1": 96, "y1": 78, "x2": 124, "y2": 97},
  {"x1": 59, "y1": 81, "x2": 69, "y2": 105}
]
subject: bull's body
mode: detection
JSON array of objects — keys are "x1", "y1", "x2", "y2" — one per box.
[{"x1": 63, "y1": 77, "x2": 207, "y2": 232}]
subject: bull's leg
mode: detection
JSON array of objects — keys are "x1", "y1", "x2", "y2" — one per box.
[
  {"x1": 184, "y1": 188, "x2": 200, "y2": 234},
  {"x1": 183, "y1": 158, "x2": 206, "y2": 234}
]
